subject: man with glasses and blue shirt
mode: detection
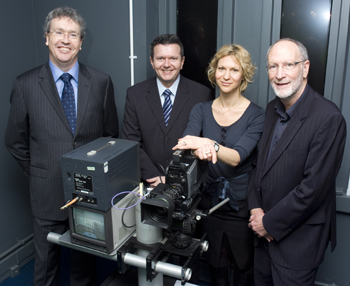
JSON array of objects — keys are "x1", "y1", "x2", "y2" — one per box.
[
  {"x1": 248, "y1": 38, "x2": 346, "y2": 285},
  {"x1": 5, "y1": 6, "x2": 118, "y2": 286}
]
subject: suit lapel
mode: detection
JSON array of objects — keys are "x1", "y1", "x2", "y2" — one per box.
[
  {"x1": 261, "y1": 85, "x2": 313, "y2": 178},
  {"x1": 39, "y1": 63, "x2": 72, "y2": 133},
  {"x1": 75, "y1": 64, "x2": 91, "y2": 137},
  {"x1": 167, "y1": 75, "x2": 189, "y2": 130},
  {"x1": 258, "y1": 107, "x2": 279, "y2": 178},
  {"x1": 145, "y1": 78, "x2": 168, "y2": 134},
  {"x1": 145, "y1": 76, "x2": 190, "y2": 135},
  {"x1": 262, "y1": 116, "x2": 302, "y2": 177}
]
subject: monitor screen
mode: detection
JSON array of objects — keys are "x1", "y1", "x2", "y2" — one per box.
[
  {"x1": 68, "y1": 196, "x2": 136, "y2": 254},
  {"x1": 73, "y1": 208, "x2": 106, "y2": 242},
  {"x1": 69, "y1": 205, "x2": 114, "y2": 253}
]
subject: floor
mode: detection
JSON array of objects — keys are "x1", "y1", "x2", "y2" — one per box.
[
  {"x1": 0, "y1": 247, "x2": 117, "y2": 286},
  {"x1": 0, "y1": 248, "x2": 213, "y2": 286}
]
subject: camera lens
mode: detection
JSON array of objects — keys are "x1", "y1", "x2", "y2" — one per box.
[{"x1": 146, "y1": 193, "x2": 176, "y2": 223}]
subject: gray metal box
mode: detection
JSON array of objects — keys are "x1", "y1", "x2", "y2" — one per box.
[{"x1": 61, "y1": 137, "x2": 140, "y2": 211}]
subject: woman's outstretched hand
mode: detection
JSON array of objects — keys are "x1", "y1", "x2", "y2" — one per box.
[{"x1": 173, "y1": 135, "x2": 217, "y2": 163}]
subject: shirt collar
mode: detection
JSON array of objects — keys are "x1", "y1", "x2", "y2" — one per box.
[
  {"x1": 274, "y1": 85, "x2": 307, "y2": 121},
  {"x1": 49, "y1": 60, "x2": 79, "y2": 83},
  {"x1": 156, "y1": 75, "x2": 180, "y2": 97}
]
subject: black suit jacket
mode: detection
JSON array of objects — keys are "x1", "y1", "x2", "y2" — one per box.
[
  {"x1": 122, "y1": 75, "x2": 211, "y2": 180},
  {"x1": 5, "y1": 62, "x2": 119, "y2": 221},
  {"x1": 248, "y1": 84, "x2": 346, "y2": 270}
]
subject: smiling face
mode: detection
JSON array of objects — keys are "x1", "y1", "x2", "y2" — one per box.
[
  {"x1": 150, "y1": 44, "x2": 184, "y2": 88},
  {"x1": 215, "y1": 55, "x2": 243, "y2": 95},
  {"x1": 267, "y1": 40, "x2": 309, "y2": 103},
  {"x1": 45, "y1": 17, "x2": 83, "y2": 72}
]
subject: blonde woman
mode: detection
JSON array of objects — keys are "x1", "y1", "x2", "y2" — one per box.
[{"x1": 173, "y1": 44, "x2": 264, "y2": 286}]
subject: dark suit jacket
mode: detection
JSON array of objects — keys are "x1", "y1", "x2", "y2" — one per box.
[
  {"x1": 122, "y1": 75, "x2": 211, "y2": 180},
  {"x1": 5, "y1": 62, "x2": 119, "y2": 221},
  {"x1": 248, "y1": 84, "x2": 346, "y2": 270}
]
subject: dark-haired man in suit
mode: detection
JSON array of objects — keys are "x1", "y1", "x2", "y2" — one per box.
[
  {"x1": 122, "y1": 34, "x2": 211, "y2": 187},
  {"x1": 248, "y1": 38, "x2": 346, "y2": 286},
  {"x1": 5, "y1": 7, "x2": 118, "y2": 286}
]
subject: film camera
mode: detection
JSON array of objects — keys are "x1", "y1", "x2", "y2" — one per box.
[{"x1": 141, "y1": 150, "x2": 208, "y2": 248}]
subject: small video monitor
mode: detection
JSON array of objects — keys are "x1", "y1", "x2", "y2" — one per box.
[
  {"x1": 73, "y1": 208, "x2": 106, "y2": 241},
  {"x1": 68, "y1": 190, "x2": 137, "y2": 254},
  {"x1": 69, "y1": 205, "x2": 113, "y2": 253}
]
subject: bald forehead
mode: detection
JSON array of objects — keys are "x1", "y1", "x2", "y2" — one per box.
[{"x1": 268, "y1": 40, "x2": 301, "y2": 62}]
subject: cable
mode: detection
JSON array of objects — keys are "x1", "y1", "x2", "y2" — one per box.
[
  {"x1": 111, "y1": 191, "x2": 145, "y2": 210},
  {"x1": 157, "y1": 163, "x2": 167, "y2": 184},
  {"x1": 157, "y1": 163, "x2": 167, "y2": 175},
  {"x1": 121, "y1": 195, "x2": 137, "y2": 228},
  {"x1": 60, "y1": 197, "x2": 82, "y2": 210},
  {"x1": 111, "y1": 185, "x2": 150, "y2": 227}
]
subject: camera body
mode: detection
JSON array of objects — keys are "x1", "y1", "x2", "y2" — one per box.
[{"x1": 141, "y1": 150, "x2": 207, "y2": 234}]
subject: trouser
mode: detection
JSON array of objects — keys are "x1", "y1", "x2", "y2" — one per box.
[
  {"x1": 254, "y1": 240, "x2": 318, "y2": 286},
  {"x1": 33, "y1": 217, "x2": 96, "y2": 286},
  {"x1": 210, "y1": 234, "x2": 254, "y2": 286}
]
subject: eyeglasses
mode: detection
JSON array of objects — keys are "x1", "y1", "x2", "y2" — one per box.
[
  {"x1": 48, "y1": 30, "x2": 80, "y2": 40},
  {"x1": 266, "y1": 60, "x2": 306, "y2": 73}
]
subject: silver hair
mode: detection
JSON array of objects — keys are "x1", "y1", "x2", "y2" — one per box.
[{"x1": 43, "y1": 6, "x2": 86, "y2": 39}]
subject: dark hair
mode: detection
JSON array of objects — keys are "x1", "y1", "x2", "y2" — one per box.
[
  {"x1": 149, "y1": 34, "x2": 184, "y2": 59},
  {"x1": 43, "y1": 6, "x2": 86, "y2": 39},
  {"x1": 207, "y1": 44, "x2": 256, "y2": 93}
]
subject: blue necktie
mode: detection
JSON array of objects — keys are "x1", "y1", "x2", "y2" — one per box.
[
  {"x1": 60, "y1": 73, "x2": 77, "y2": 135},
  {"x1": 162, "y1": 89, "x2": 172, "y2": 126}
]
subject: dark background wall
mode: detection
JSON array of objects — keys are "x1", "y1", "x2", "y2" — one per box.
[{"x1": 0, "y1": 0, "x2": 36, "y2": 257}]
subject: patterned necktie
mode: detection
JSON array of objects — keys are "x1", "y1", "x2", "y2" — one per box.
[
  {"x1": 60, "y1": 73, "x2": 77, "y2": 135},
  {"x1": 162, "y1": 89, "x2": 172, "y2": 126}
]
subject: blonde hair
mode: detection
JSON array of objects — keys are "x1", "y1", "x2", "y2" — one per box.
[{"x1": 207, "y1": 44, "x2": 256, "y2": 93}]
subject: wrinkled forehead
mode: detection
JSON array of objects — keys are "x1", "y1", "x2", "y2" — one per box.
[
  {"x1": 50, "y1": 16, "x2": 80, "y2": 32},
  {"x1": 268, "y1": 41, "x2": 301, "y2": 63}
]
